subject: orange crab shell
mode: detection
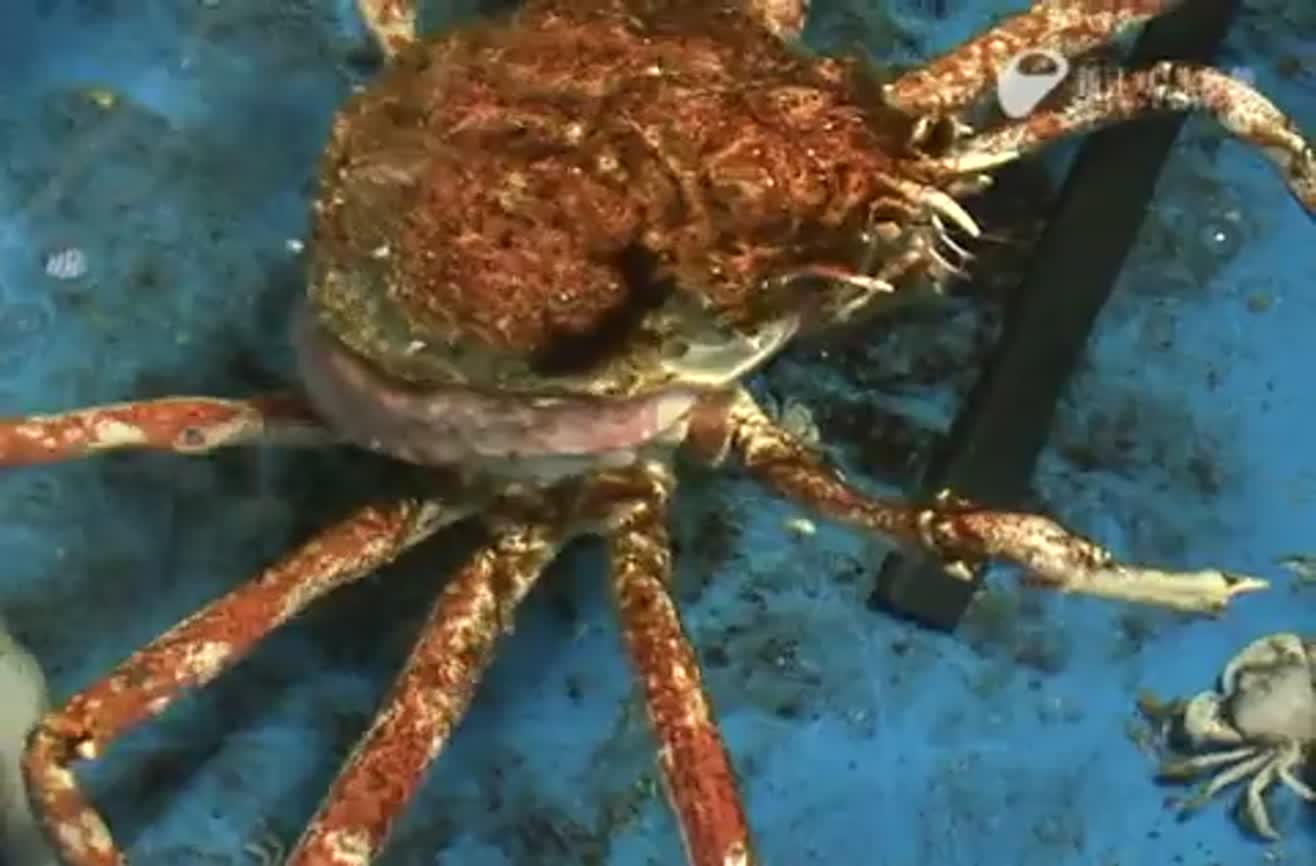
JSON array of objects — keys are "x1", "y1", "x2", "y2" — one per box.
[{"x1": 306, "y1": 0, "x2": 913, "y2": 397}]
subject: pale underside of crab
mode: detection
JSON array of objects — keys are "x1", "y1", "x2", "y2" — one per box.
[
  {"x1": 2, "y1": 1, "x2": 1313, "y2": 865},
  {"x1": 1154, "y1": 633, "x2": 1316, "y2": 840}
]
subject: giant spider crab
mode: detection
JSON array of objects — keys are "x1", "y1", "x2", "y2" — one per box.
[{"x1": 5, "y1": 1, "x2": 1313, "y2": 864}]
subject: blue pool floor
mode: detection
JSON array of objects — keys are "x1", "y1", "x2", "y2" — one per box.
[{"x1": 0, "y1": 1, "x2": 1313, "y2": 864}]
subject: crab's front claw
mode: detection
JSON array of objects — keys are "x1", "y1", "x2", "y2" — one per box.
[
  {"x1": 685, "y1": 389, "x2": 1269, "y2": 616},
  {"x1": 1179, "y1": 692, "x2": 1246, "y2": 748},
  {"x1": 928, "y1": 506, "x2": 1269, "y2": 615},
  {"x1": 877, "y1": 502, "x2": 1269, "y2": 616},
  {"x1": 1018, "y1": 560, "x2": 1269, "y2": 617}
]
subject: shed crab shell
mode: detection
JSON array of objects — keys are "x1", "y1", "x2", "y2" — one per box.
[{"x1": 1157, "y1": 633, "x2": 1316, "y2": 839}]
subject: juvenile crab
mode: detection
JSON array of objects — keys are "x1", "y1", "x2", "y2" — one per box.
[
  {"x1": 3, "y1": 1, "x2": 1313, "y2": 865},
  {"x1": 1153, "y1": 633, "x2": 1316, "y2": 840}
]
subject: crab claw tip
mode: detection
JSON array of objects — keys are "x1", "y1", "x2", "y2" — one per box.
[{"x1": 1216, "y1": 572, "x2": 1269, "y2": 604}]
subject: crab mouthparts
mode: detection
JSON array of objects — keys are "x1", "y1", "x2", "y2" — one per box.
[{"x1": 293, "y1": 306, "x2": 701, "y2": 470}]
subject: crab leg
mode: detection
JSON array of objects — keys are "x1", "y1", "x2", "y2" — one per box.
[
  {"x1": 1158, "y1": 745, "x2": 1258, "y2": 780},
  {"x1": 1243, "y1": 757, "x2": 1282, "y2": 839},
  {"x1": 602, "y1": 463, "x2": 755, "y2": 866},
  {"x1": 287, "y1": 502, "x2": 566, "y2": 864},
  {"x1": 1276, "y1": 742, "x2": 1316, "y2": 801},
  {"x1": 0, "y1": 395, "x2": 332, "y2": 466},
  {"x1": 883, "y1": 0, "x2": 1178, "y2": 117},
  {"x1": 684, "y1": 389, "x2": 1266, "y2": 615},
  {"x1": 22, "y1": 498, "x2": 462, "y2": 866},
  {"x1": 921, "y1": 62, "x2": 1316, "y2": 214},
  {"x1": 1177, "y1": 749, "x2": 1272, "y2": 809},
  {"x1": 355, "y1": 0, "x2": 417, "y2": 60}
]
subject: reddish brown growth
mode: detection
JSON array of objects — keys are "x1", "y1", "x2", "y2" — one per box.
[{"x1": 314, "y1": 0, "x2": 899, "y2": 358}]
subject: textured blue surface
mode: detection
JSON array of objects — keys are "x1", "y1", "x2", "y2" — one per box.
[{"x1": 1, "y1": 2, "x2": 1314, "y2": 865}]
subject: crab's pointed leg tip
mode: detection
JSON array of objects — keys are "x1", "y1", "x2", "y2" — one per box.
[
  {"x1": 1157, "y1": 761, "x2": 1194, "y2": 781},
  {"x1": 1294, "y1": 155, "x2": 1315, "y2": 216},
  {"x1": 1250, "y1": 814, "x2": 1282, "y2": 842},
  {"x1": 1224, "y1": 572, "x2": 1269, "y2": 597},
  {"x1": 1296, "y1": 183, "x2": 1316, "y2": 216}
]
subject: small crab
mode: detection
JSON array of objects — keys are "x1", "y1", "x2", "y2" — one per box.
[
  {"x1": 1154, "y1": 633, "x2": 1316, "y2": 840},
  {"x1": 3, "y1": 1, "x2": 1313, "y2": 865}
]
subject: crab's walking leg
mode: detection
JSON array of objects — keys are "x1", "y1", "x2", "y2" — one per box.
[
  {"x1": 1243, "y1": 759, "x2": 1282, "y2": 839},
  {"x1": 685, "y1": 389, "x2": 1266, "y2": 615},
  {"x1": 1177, "y1": 750, "x2": 1271, "y2": 807},
  {"x1": 0, "y1": 395, "x2": 331, "y2": 466},
  {"x1": 883, "y1": 0, "x2": 1178, "y2": 117},
  {"x1": 1276, "y1": 742, "x2": 1316, "y2": 801},
  {"x1": 1159, "y1": 746, "x2": 1259, "y2": 784},
  {"x1": 23, "y1": 499, "x2": 461, "y2": 866},
  {"x1": 356, "y1": 0, "x2": 417, "y2": 60},
  {"x1": 602, "y1": 463, "x2": 756, "y2": 866},
  {"x1": 922, "y1": 62, "x2": 1316, "y2": 214},
  {"x1": 286, "y1": 503, "x2": 568, "y2": 866}
]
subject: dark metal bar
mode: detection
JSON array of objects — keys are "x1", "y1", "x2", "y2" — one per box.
[{"x1": 867, "y1": 0, "x2": 1243, "y2": 630}]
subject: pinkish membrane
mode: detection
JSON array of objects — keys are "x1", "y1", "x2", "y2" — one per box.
[{"x1": 293, "y1": 309, "x2": 698, "y2": 470}]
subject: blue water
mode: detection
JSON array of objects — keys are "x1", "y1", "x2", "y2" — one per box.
[{"x1": 0, "y1": 2, "x2": 1313, "y2": 865}]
